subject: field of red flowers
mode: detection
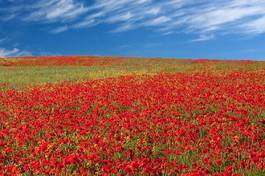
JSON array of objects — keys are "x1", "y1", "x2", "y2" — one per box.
[
  {"x1": 0, "y1": 57, "x2": 265, "y2": 175},
  {"x1": 0, "y1": 56, "x2": 125, "y2": 67}
]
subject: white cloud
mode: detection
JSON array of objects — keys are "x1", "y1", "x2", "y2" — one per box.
[
  {"x1": 78, "y1": 0, "x2": 265, "y2": 39},
  {"x1": 106, "y1": 12, "x2": 134, "y2": 23},
  {"x1": 2, "y1": 0, "x2": 265, "y2": 40},
  {"x1": 0, "y1": 13, "x2": 17, "y2": 21},
  {"x1": 51, "y1": 25, "x2": 69, "y2": 34},
  {"x1": 184, "y1": 2, "x2": 265, "y2": 33},
  {"x1": 191, "y1": 34, "x2": 215, "y2": 42},
  {"x1": 24, "y1": 0, "x2": 88, "y2": 22},
  {"x1": 0, "y1": 48, "x2": 31, "y2": 57},
  {"x1": 145, "y1": 7, "x2": 161, "y2": 16},
  {"x1": 0, "y1": 38, "x2": 7, "y2": 43},
  {"x1": 241, "y1": 16, "x2": 265, "y2": 34},
  {"x1": 73, "y1": 19, "x2": 97, "y2": 28},
  {"x1": 144, "y1": 16, "x2": 171, "y2": 26},
  {"x1": 112, "y1": 23, "x2": 135, "y2": 33}
]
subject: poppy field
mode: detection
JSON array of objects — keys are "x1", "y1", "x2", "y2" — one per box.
[{"x1": 0, "y1": 57, "x2": 265, "y2": 175}]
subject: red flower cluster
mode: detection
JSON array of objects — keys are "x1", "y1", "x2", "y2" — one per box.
[
  {"x1": 0, "y1": 71, "x2": 264, "y2": 175},
  {"x1": 0, "y1": 56, "x2": 124, "y2": 66}
]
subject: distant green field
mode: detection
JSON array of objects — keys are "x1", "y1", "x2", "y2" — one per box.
[{"x1": 1, "y1": 57, "x2": 265, "y2": 90}]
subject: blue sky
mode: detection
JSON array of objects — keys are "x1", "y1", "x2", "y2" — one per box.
[{"x1": 0, "y1": 0, "x2": 265, "y2": 60}]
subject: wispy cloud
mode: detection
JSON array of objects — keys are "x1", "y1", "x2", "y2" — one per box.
[
  {"x1": 71, "y1": 0, "x2": 265, "y2": 39},
  {"x1": 73, "y1": 18, "x2": 97, "y2": 28},
  {"x1": 2, "y1": 0, "x2": 265, "y2": 40},
  {"x1": 51, "y1": 25, "x2": 69, "y2": 34},
  {"x1": 241, "y1": 16, "x2": 265, "y2": 34},
  {"x1": 0, "y1": 48, "x2": 31, "y2": 57},
  {"x1": 0, "y1": 38, "x2": 8, "y2": 43},
  {"x1": 191, "y1": 34, "x2": 215, "y2": 42},
  {"x1": 106, "y1": 12, "x2": 134, "y2": 23},
  {"x1": 24, "y1": 0, "x2": 88, "y2": 22},
  {"x1": 0, "y1": 13, "x2": 17, "y2": 21},
  {"x1": 144, "y1": 16, "x2": 171, "y2": 26}
]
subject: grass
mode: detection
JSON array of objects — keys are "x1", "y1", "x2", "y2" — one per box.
[
  {"x1": 1, "y1": 57, "x2": 265, "y2": 90},
  {"x1": 0, "y1": 66, "x2": 147, "y2": 89},
  {"x1": 0, "y1": 59, "x2": 189, "y2": 89}
]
